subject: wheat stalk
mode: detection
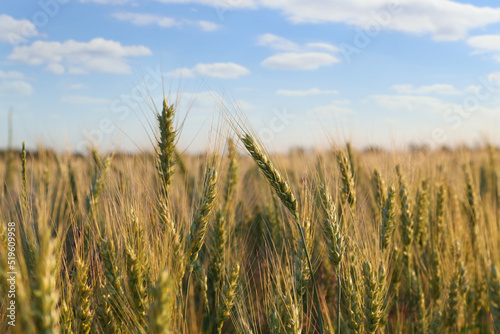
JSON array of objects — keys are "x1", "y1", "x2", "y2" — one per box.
[
  {"x1": 240, "y1": 133, "x2": 324, "y2": 332},
  {"x1": 216, "y1": 263, "x2": 240, "y2": 333}
]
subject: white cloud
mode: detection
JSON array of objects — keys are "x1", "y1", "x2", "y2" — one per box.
[
  {"x1": 307, "y1": 100, "x2": 354, "y2": 119},
  {"x1": 0, "y1": 70, "x2": 25, "y2": 80},
  {"x1": 0, "y1": 15, "x2": 39, "y2": 44},
  {"x1": 149, "y1": 0, "x2": 256, "y2": 7},
  {"x1": 467, "y1": 35, "x2": 500, "y2": 61},
  {"x1": 60, "y1": 95, "x2": 111, "y2": 104},
  {"x1": 370, "y1": 95, "x2": 449, "y2": 112},
  {"x1": 257, "y1": 33, "x2": 339, "y2": 54},
  {"x1": 262, "y1": 52, "x2": 339, "y2": 70},
  {"x1": 169, "y1": 63, "x2": 250, "y2": 79},
  {"x1": 113, "y1": 12, "x2": 221, "y2": 31},
  {"x1": 390, "y1": 84, "x2": 461, "y2": 95},
  {"x1": 257, "y1": 34, "x2": 300, "y2": 51},
  {"x1": 258, "y1": 34, "x2": 340, "y2": 70},
  {"x1": 92, "y1": 1, "x2": 500, "y2": 41},
  {"x1": 81, "y1": 0, "x2": 256, "y2": 6},
  {"x1": 0, "y1": 70, "x2": 32, "y2": 96},
  {"x1": 46, "y1": 63, "x2": 65, "y2": 75},
  {"x1": 276, "y1": 87, "x2": 339, "y2": 96},
  {"x1": 0, "y1": 80, "x2": 33, "y2": 96},
  {"x1": 197, "y1": 20, "x2": 221, "y2": 32},
  {"x1": 306, "y1": 42, "x2": 340, "y2": 53},
  {"x1": 464, "y1": 85, "x2": 481, "y2": 93},
  {"x1": 113, "y1": 12, "x2": 178, "y2": 27},
  {"x1": 8, "y1": 38, "x2": 152, "y2": 74},
  {"x1": 260, "y1": 0, "x2": 500, "y2": 41}
]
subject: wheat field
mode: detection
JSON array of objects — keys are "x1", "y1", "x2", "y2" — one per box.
[{"x1": 1, "y1": 99, "x2": 499, "y2": 333}]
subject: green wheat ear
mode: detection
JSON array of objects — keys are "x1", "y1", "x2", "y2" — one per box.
[
  {"x1": 488, "y1": 264, "x2": 500, "y2": 332},
  {"x1": 209, "y1": 210, "x2": 226, "y2": 293},
  {"x1": 126, "y1": 246, "x2": 147, "y2": 318},
  {"x1": 464, "y1": 165, "x2": 480, "y2": 251},
  {"x1": 100, "y1": 237, "x2": 123, "y2": 296},
  {"x1": 157, "y1": 99, "x2": 176, "y2": 197},
  {"x1": 319, "y1": 184, "x2": 344, "y2": 270},
  {"x1": 434, "y1": 183, "x2": 447, "y2": 249},
  {"x1": 372, "y1": 169, "x2": 386, "y2": 213},
  {"x1": 240, "y1": 133, "x2": 298, "y2": 218},
  {"x1": 396, "y1": 164, "x2": 413, "y2": 284},
  {"x1": 336, "y1": 149, "x2": 356, "y2": 218},
  {"x1": 240, "y1": 132, "x2": 324, "y2": 332},
  {"x1": 414, "y1": 179, "x2": 429, "y2": 247},
  {"x1": 380, "y1": 186, "x2": 396, "y2": 252},
  {"x1": 362, "y1": 262, "x2": 384, "y2": 334},
  {"x1": 216, "y1": 263, "x2": 240, "y2": 334},
  {"x1": 188, "y1": 163, "x2": 218, "y2": 268},
  {"x1": 224, "y1": 137, "x2": 239, "y2": 211},
  {"x1": 86, "y1": 155, "x2": 112, "y2": 212}
]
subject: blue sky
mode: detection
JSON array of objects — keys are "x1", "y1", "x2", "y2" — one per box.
[{"x1": 2, "y1": 0, "x2": 500, "y2": 153}]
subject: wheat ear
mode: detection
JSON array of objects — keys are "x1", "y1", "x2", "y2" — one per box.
[
  {"x1": 188, "y1": 164, "x2": 218, "y2": 268},
  {"x1": 380, "y1": 185, "x2": 396, "y2": 252},
  {"x1": 362, "y1": 262, "x2": 383, "y2": 334},
  {"x1": 32, "y1": 227, "x2": 60, "y2": 333},
  {"x1": 372, "y1": 169, "x2": 386, "y2": 212},
  {"x1": 240, "y1": 133, "x2": 324, "y2": 333},
  {"x1": 224, "y1": 138, "x2": 239, "y2": 211},
  {"x1": 336, "y1": 149, "x2": 356, "y2": 218},
  {"x1": 157, "y1": 99, "x2": 176, "y2": 196},
  {"x1": 216, "y1": 263, "x2": 240, "y2": 334},
  {"x1": 488, "y1": 264, "x2": 500, "y2": 332},
  {"x1": 73, "y1": 257, "x2": 94, "y2": 334}
]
